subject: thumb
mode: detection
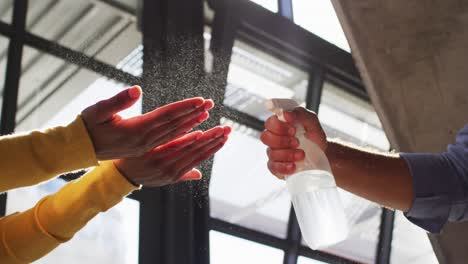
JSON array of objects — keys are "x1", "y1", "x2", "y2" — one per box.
[
  {"x1": 290, "y1": 107, "x2": 327, "y2": 151},
  {"x1": 289, "y1": 107, "x2": 321, "y2": 132},
  {"x1": 90, "y1": 86, "x2": 142, "y2": 123}
]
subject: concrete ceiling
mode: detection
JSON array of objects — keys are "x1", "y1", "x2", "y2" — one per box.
[{"x1": 331, "y1": 1, "x2": 468, "y2": 263}]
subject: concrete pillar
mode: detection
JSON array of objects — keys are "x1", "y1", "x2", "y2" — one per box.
[{"x1": 330, "y1": 1, "x2": 468, "y2": 263}]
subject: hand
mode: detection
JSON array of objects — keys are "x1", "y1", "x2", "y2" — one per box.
[
  {"x1": 260, "y1": 107, "x2": 327, "y2": 179},
  {"x1": 113, "y1": 126, "x2": 231, "y2": 187},
  {"x1": 81, "y1": 85, "x2": 214, "y2": 160}
]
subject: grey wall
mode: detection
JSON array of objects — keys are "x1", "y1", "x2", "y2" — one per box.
[{"x1": 330, "y1": 1, "x2": 468, "y2": 263}]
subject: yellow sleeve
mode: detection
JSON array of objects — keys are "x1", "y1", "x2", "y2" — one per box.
[
  {"x1": 0, "y1": 115, "x2": 98, "y2": 192},
  {"x1": 0, "y1": 161, "x2": 138, "y2": 263}
]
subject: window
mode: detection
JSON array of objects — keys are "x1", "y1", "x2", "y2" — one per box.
[
  {"x1": 248, "y1": 0, "x2": 278, "y2": 13},
  {"x1": 25, "y1": 0, "x2": 141, "y2": 67},
  {"x1": 224, "y1": 40, "x2": 308, "y2": 121},
  {"x1": 390, "y1": 212, "x2": 438, "y2": 264},
  {"x1": 319, "y1": 82, "x2": 389, "y2": 151},
  {"x1": 0, "y1": 0, "x2": 13, "y2": 24},
  {"x1": 16, "y1": 45, "x2": 142, "y2": 132},
  {"x1": 298, "y1": 256, "x2": 328, "y2": 264},
  {"x1": 0, "y1": 35, "x2": 8, "y2": 118},
  {"x1": 210, "y1": 230, "x2": 284, "y2": 263},
  {"x1": 292, "y1": 0, "x2": 350, "y2": 52}
]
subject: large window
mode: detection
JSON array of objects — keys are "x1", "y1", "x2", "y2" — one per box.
[{"x1": 292, "y1": 0, "x2": 350, "y2": 52}]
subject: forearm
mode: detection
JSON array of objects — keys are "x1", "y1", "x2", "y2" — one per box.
[
  {"x1": 37, "y1": 161, "x2": 138, "y2": 240},
  {"x1": 326, "y1": 140, "x2": 413, "y2": 211},
  {"x1": 0, "y1": 161, "x2": 137, "y2": 263},
  {"x1": 0, "y1": 116, "x2": 97, "y2": 192}
]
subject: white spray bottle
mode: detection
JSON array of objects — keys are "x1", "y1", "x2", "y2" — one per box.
[{"x1": 266, "y1": 98, "x2": 349, "y2": 250}]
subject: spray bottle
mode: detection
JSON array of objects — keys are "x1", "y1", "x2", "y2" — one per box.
[{"x1": 266, "y1": 98, "x2": 349, "y2": 250}]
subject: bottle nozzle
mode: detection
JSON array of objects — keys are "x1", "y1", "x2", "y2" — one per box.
[{"x1": 265, "y1": 99, "x2": 299, "y2": 122}]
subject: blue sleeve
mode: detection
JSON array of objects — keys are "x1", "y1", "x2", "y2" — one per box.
[{"x1": 400, "y1": 125, "x2": 468, "y2": 233}]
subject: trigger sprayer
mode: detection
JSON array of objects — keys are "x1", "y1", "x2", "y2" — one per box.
[{"x1": 266, "y1": 98, "x2": 349, "y2": 250}]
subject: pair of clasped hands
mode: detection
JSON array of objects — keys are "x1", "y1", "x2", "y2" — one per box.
[{"x1": 82, "y1": 85, "x2": 324, "y2": 187}]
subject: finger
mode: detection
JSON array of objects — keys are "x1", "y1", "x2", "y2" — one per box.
[
  {"x1": 203, "y1": 99, "x2": 215, "y2": 111},
  {"x1": 156, "y1": 135, "x2": 226, "y2": 182},
  {"x1": 84, "y1": 86, "x2": 141, "y2": 123},
  {"x1": 267, "y1": 148, "x2": 305, "y2": 162},
  {"x1": 177, "y1": 169, "x2": 202, "y2": 182},
  {"x1": 223, "y1": 125, "x2": 232, "y2": 136},
  {"x1": 147, "y1": 111, "x2": 210, "y2": 148},
  {"x1": 151, "y1": 130, "x2": 203, "y2": 159},
  {"x1": 198, "y1": 126, "x2": 226, "y2": 141},
  {"x1": 137, "y1": 97, "x2": 206, "y2": 127},
  {"x1": 265, "y1": 115, "x2": 295, "y2": 136},
  {"x1": 173, "y1": 135, "x2": 227, "y2": 170},
  {"x1": 176, "y1": 142, "x2": 225, "y2": 179},
  {"x1": 260, "y1": 131, "x2": 299, "y2": 149},
  {"x1": 293, "y1": 107, "x2": 321, "y2": 133},
  {"x1": 151, "y1": 100, "x2": 212, "y2": 130},
  {"x1": 160, "y1": 126, "x2": 228, "y2": 165},
  {"x1": 172, "y1": 131, "x2": 226, "y2": 162},
  {"x1": 267, "y1": 160, "x2": 295, "y2": 177},
  {"x1": 283, "y1": 111, "x2": 296, "y2": 123}
]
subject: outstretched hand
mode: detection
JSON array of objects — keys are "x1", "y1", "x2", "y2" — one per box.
[
  {"x1": 261, "y1": 107, "x2": 327, "y2": 179},
  {"x1": 113, "y1": 126, "x2": 231, "y2": 187},
  {"x1": 81, "y1": 85, "x2": 214, "y2": 160}
]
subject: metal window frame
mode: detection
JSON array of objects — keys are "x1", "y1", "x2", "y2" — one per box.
[
  {"x1": 278, "y1": 0, "x2": 294, "y2": 20},
  {"x1": 0, "y1": 0, "x2": 395, "y2": 263}
]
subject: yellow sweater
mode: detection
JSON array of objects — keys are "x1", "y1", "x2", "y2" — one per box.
[{"x1": 0, "y1": 116, "x2": 138, "y2": 263}]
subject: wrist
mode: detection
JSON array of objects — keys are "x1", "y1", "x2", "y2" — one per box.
[{"x1": 112, "y1": 160, "x2": 141, "y2": 187}]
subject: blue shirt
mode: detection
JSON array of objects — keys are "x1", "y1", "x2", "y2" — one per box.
[{"x1": 401, "y1": 124, "x2": 468, "y2": 233}]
